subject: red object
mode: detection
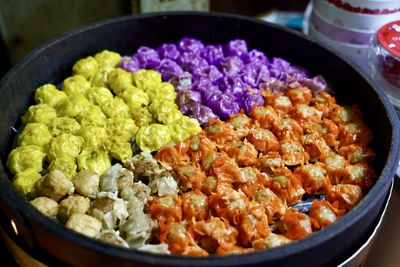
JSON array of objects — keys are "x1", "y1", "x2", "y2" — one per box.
[
  {"x1": 327, "y1": 0, "x2": 400, "y2": 14},
  {"x1": 376, "y1": 20, "x2": 400, "y2": 88}
]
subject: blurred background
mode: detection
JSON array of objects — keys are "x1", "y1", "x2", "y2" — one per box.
[{"x1": 0, "y1": 0, "x2": 309, "y2": 77}]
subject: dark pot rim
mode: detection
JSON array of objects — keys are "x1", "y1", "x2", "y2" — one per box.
[{"x1": 0, "y1": 11, "x2": 399, "y2": 266}]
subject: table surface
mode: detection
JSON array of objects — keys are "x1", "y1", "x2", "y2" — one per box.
[{"x1": 364, "y1": 181, "x2": 400, "y2": 267}]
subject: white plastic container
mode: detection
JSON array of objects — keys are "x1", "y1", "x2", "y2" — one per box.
[
  {"x1": 313, "y1": 0, "x2": 400, "y2": 31},
  {"x1": 305, "y1": 0, "x2": 400, "y2": 68}
]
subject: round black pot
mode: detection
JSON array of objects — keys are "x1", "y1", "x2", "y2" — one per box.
[{"x1": 0, "y1": 12, "x2": 399, "y2": 267}]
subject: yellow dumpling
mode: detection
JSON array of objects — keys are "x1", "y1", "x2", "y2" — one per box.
[
  {"x1": 135, "y1": 123, "x2": 172, "y2": 152},
  {"x1": 78, "y1": 126, "x2": 108, "y2": 147},
  {"x1": 105, "y1": 136, "x2": 132, "y2": 163},
  {"x1": 55, "y1": 94, "x2": 91, "y2": 118},
  {"x1": 101, "y1": 97, "x2": 130, "y2": 118},
  {"x1": 48, "y1": 156, "x2": 77, "y2": 180},
  {"x1": 90, "y1": 66, "x2": 113, "y2": 87},
  {"x1": 132, "y1": 69, "x2": 162, "y2": 91},
  {"x1": 50, "y1": 117, "x2": 81, "y2": 136},
  {"x1": 77, "y1": 147, "x2": 111, "y2": 176},
  {"x1": 18, "y1": 123, "x2": 52, "y2": 147},
  {"x1": 149, "y1": 100, "x2": 183, "y2": 124},
  {"x1": 168, "y1": 116, "x2": 202, "y2": 142},
  {"x1": 7, "y1": 145, "x2": 46, "y2": 174},
  {"x1": 77, "y1": 105, "x2": 107, "y2": 127},
  {"x1": 12, "y1": 168, "x2": 42, "y2": 195},
  {"x1": 106, "y1": 117, "x2": 138, "y2": 142},
  {"x1": 46, "y1": 133, "x2": 84, "y2": 161},
  {"x1": 107, "y1": 68, "x2": 133, "y2": 95},
  {"x1": 61, "y1": 75, "x2": 92, "y2": 96},
  {"x1": 94, "y1": 50, "x2": 121, "y2": 68},
  {"x1": 34, "y1": 84, "x2": 67, "y2": 107},
  {"x1": 147, "y1": 82, "x2": 176, "y2": 103},
  {"x1": 85, "y1": 86, "x2": 114, "y2": 107},
  {"x1": 129, "y1": 105, "x2": 154, "y2": 127},
  {"x1": 120, "y1": 86, "x2": 150, "y2": 109},
  {"x1": 72, "y1": 56, "x2": 99, "y2": 80},
  {"x1": 21, "y1": 104, "x2": 57, "y2": 126}
]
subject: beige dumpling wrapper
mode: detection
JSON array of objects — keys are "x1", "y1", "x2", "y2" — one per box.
[
  {"x1": 58, "y1": 194, "x2": 90, "y2": 223},
  {"x1": 73, "y1": 170, "x2": 100, "y2": 198},
  {"x1": 87, "y1": 192, "x2": 128, "y2": 230},
  {"x1": 100, "y1": 163, "x2": 134, "y2": 194},
  {"x1": 97, "y1": 230, "x2": 129, "y2": 248},
  {"x1": 35, "y1": 170, "x2": 75, "y2": 201},
  {"x1": 30, "y1": 196, "x2": 59, "y2": 219},
  {"x1": 66, "y1": 213, "x2": 102, "y2": 238}
]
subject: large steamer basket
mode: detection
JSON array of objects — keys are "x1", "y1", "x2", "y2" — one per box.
[{"x1": 0, "y1": 12, "x2": 399, "y2": 267}]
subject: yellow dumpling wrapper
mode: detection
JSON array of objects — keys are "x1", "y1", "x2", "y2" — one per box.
[
  {"x1": 168, "y1": 116, "x2": 201, "y2": 142},
  {"x1": 77, "y1": 105, "x2": 107, "y2": 127},
  {"x1": 106, "y1": 117, "x2": 138, "y2": 142},
  {"x1": 61, "y1": 75, "x2": 91, "y2": 96},
  {"x1": 129, "y1": 105, "x2": 154, "y2": 127},
  {"x1": 18, "y1": 123, "x2": 52, "y2": 147},
  {"x1": 48, "y1": 156, "x2": 77, "y2": 180},
  {"x1": 12, "y1": 168, "x2": 42, "y2": 196},
  {"x1": 149, "y1": 100, "x2": 183, "y2": 124},
  {"x1": 101, "y1": 97, "x2": 130, "y2": 118},
  {"x1": 7, "y1": 145, "x2": 46, "y2": 175},
  {"x1": 85, "y1": 86, "x2": 114, "y2": 107},
  {"x1": 77, "y1": 147, "x2": 111, "y2": 176},
  {"x1": 55, "y1": 94, "x2": 91, "y2": 118},
  {"x1": 50, "y1": 117, "x2": 81, "y2": 136},
  {"x1": 132, "y1": 69, "x2": 162, "y2": 91},
  {"x1": 90, "y1": 66, "x2": 113, "y2": 87},
  {"x1": 105, "y1": 136, "x2": 132, "y2": 163},
  {"x1": 120, "y1": 86, "x2": 150, "y2": 109},
  {"x1": 47, "y1": 133, "x2": 84, "y2": 161},
  {"x1": 94, "y1": 50, "x2": 121, "y2": 68},
  {"x1": 72, "y1": 56, "x2": 99, "y2": 80},
  {"x1": 147, "y1": 82, "x2": 176, "y2": 103},
  {"x1": 21, "y1": 104, "x2": 57, "y2": 126},
  {"x1": 34, "y1": 84, "x2": 67, "y2": 107},
  {"x1": 107, "y1": 68, "x2": 133, "y2": 95},
  {"x1": 135, "y1": 123, "x2": 172, "y2": 152},
  {"x1": 78, "y1": 126, "x2": 108, "y2": 147}
]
